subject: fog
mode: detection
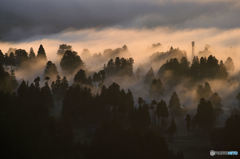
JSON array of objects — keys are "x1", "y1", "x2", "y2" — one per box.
[
  {"x1": 1, "y1": 27, "x2": 240, "y2": 67},
  {"x1": 1, "y1": 1, "x2": 240, "y2": 158},
  {"x1": 1, "y1": 27, "x2": 240, "y2": 120}
]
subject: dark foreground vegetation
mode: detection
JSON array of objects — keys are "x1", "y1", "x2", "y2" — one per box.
[{"x1": 0, "y1": 44, "x2": 240, "y2": 159}]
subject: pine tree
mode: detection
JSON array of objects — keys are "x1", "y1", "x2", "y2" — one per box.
[
  {"x1": 169, "y1": 92, "x2": 182, "y2": 116},
  {"x1": 34, "y1": 76, "x2": 41, "y2": 90},
  {"x1": 37, "y1": 44, "x2": 47, "y2": 60},
  {"x1": 44, "y1": 61, "x2": 58, "y2": 79},
  {"x1": 57, "y1": 44, "x2": 72, "y2": 56},
  {"x1": 74, "y1": 69, "x2": 89, "y2": 84},
  {"x1": 41, "y1": 82, "x2": 54, "y2": 111},
  {"x1": 60, "y1": 50, "x2": 83, "y2": 74},
  {"x1": 17, "y1": 80, "x2": 28, "y2": 97},
  {"x1": 144, "y1": 67, "x2": 155, "y2": 84},
  {"x1": 149, "y1": 78, "x2": 164, "y2": 98},
  {"x1": 190, "y1": 56, "x2": 200, "y2": 79},
  {"x1": 209, "y1": 92, "x2": 223, "y2": 116},
  {"x1": 15, "y1": 49, "x2": 28, "y2": 66},
  {"x1": 155, "y1": 100, "x2": 168, "y2": 127},
  {"x1": 219, "y1": 60, "x2": 228, "y2": 78},
  {"x1": 8, "y1": 52, "x2": 16, "y2": 66},
  {"x1": 196, "y1": 82, "x2": 213, "y2": 100},
  {"x1": 29, "y1": 47, "x2": 36, "y2": 59},
  {"x1": 195, "y1": 98, "x2": 215, "y2": 130}
]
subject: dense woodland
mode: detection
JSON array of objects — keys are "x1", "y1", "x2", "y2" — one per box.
[{"x1": 0, "y1": 44, "x2": 240, "y2": 159}]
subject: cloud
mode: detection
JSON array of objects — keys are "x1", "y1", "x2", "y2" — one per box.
[{"x1": 0, "y1": 0, "x2": 240, "y2": 41}]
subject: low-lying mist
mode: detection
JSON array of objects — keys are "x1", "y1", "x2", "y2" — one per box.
[
  {"x1": 1, "y1": 27, "x2": 240, "y2": 123},
  {"x1": 1, "y1": 27, "x2": 240, "y2": 67}
]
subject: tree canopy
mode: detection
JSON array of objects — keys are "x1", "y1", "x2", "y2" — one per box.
[
  {"x1": 60, "y1": 50, "x2": 84, "y2": 74},
  {"x1": 44, "y1": 61, "x2": 58, "y2": 79},
  {"x1": 37, "y1": 44, "x2": 47, "y2": 61}
]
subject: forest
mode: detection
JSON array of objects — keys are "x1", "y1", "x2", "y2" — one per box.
[{"x1": 0, "y1": 43, "x2": 240, "y2": 159}]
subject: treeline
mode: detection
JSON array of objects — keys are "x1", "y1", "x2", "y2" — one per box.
[
  {"x1": 104, "y1": 57, "x2": 134, "y2": 77},
  {"x1": 0, "y1": 70, "x2": 186, "y2": 159},
  {"x1": 158, "y1": 56, "x2": 232, "y2": 82},
  {"x1": 1, "y1": 44, "x2": 240, "y2": 158},
  {"x1": 0, "y1": 45, "x2": 84, "y2": 77},
  {"x1": 0, "y1": 44, "x2": 233, "y2": 84},
  {"x1": 1, "y1": 66, "x2": 239, "y2": 158},
  {"x1": 0, "y1": 45, "x2": 47, "y2": 67}
]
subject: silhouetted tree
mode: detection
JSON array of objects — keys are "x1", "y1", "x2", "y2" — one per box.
[
  {"x1": 92, "y1": 70, "x2": 105, "y2": 84},
  {"x1": 104, "y1": 57, "x2": 134, "y2": 77},
  {"x1": 57, "y1": 44, "x2": 72, "y2": 56},
  {"x1": 158, "y1": 55, "x2": 228, "y2": 82},
  {"x1": 44, "y1": 61, "x2": 58, "y2": 79},
  {"x1": 196, "y1": 82, "x2": 212, "y2": 100},
  {"x1": 125, "y1": 89, "x2": 134, "y2": 113},
  {"x1": 17, "y1": 80, "x2": 28, "y2": 97},
  {"x1": 62, "y1": 85, "x2": 93, "y2": 126},
  {"x1": 144, "y1": 67, "x2": 155, "y2": 84},
  {"x1": 169, "y1": 92, "x2": 183, "y2": 116},
  {"x1": 34, "y1": 76, "x2": 41, "y2": 90},
  {"x1": 150, "y1": 47, "x2": 186, "y2": 66},
  {"x1": 37, "y1": 44, "x2": 47, "y2": 60},
  {"x1": 195, "y1": 98, "x2": 215, "y2": 130},
  {"x1": 102, "y1": 45, "x2": 129, "y2": 59},
  {"x1": 15, "y1": 49, "x2": 29, "y2": 66},
  {"x1": 135, "y1": 67, "x2": 144, "y2": 78},
  {"x1": 209, "y1": 92, "x2": 223, "y2": 117},
  {"x1": 155, "y1": 100, "x2": 169, "y2": 127},
  {"x1": 150, "y1": 78, "x2": 164, "y2": 98},
  {"x1": 60, "y1": 50, "x2": 83, "y2": 74},
  {"x1": 130, "y1": 108, "x2": 146, "y2": 130},
  {"x1": 138, "y1": 102, "x2": 151, "y2": 129},
  {"x1": 41, "y1": 82, "x2": 54, "y2": 111},
  {"x1": 74, "y1": 69, "x2": 91, "y2": 85},
  {"x1": 7, "y1": 52, "x2": 16, "y2": 66},
  {"x1": 29, "y1": 47, "x2": 36, "y2": 59},
  {"x1": 99, "y1": 82, "x2": 135, "y2": 120},
  {"x1": 51, "y1": 75, "x2": 69, "y2": 100},
  {"x1": 190, "y1": 56, "x2": 200, "y2": 78},
  {"x1": 179, "y1": 57, "x2": 190, "y2": 74},
  {"x1": 218, "y1": 60, "x2": 228, "y2": 78}
]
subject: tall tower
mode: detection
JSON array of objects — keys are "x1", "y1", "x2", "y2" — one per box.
[{"x1": 192, "y1": 41, "x2": 195, "y2": 59}]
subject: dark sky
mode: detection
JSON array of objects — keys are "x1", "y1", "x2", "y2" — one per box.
[{"x1": 0, "y1": 0, "x2": 239, "y2": 41}]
